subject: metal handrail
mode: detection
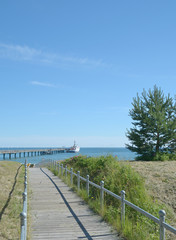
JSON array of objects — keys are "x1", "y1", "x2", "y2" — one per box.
[
  {"x1": 51, "y1": 161, "x2": 176, "y2": 240},
  {"x1": 20, "y1": 160, "x2": 28, "y2": 240}
]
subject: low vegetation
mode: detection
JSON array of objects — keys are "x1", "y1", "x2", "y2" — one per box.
[
  {"x1": 50, "y1": 155, "x2": 175, "y2": 240},
  {"x1": 0, "y1": 161, "x2": 24, "y2": 240}
]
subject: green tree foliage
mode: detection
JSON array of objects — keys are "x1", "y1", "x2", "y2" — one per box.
[{"x1": 126, "y1": 86, "x2": 176, "y2": 160}]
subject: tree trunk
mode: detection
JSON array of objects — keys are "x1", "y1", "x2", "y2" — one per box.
[{"x1": 156, "y1": 132, "x2": 160, "y2": 154}]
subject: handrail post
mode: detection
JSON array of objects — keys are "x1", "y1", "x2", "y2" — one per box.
[
  {"x1": 24, "y1": 178, "x2": 27, "y2": 192},
  {"x1": 77, "y1": 171, "x2": 80, "y2": 191},
  {"x1": 100, "y1": 181, "x2": 104, "y2": 210},
  {"x1": 58, "y1": 163, "x2": 60, "y2": 174},
  {"x1": 70, "y1": 168, "x2": 73, "y2": 185},
  {"x1": 25, "y1": 161, "x2": 27, "y2": 174},
  {"x1": 20, "y1": 211, "x2": 27, "y2": 240},
  {"x1": 121, "y1": 190, "x2": 125, "y2": 228},
  {"x1": 86, "y1": 175, "x2": 89, "y2": 197},
  {"x1": 61, "y1": 164, "x2": 63, "y2": 176},
  {"x1": 24, "y1": 171, "x2": 27, "y2": 182},
  {"x1": 65, "y1": 165, "x2": 67, "y2": 178},
  {"x1": 23, "y1": 191, "x2": 27, "y2": 201},
  {"x1": 159, "y1": 210, "x2": 166, "y2": 240},
  {"x1": 23, "y1": 192, "x2": 27, "y2": 215}
]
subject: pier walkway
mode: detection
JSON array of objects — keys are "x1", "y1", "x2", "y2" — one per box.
[
  {"x1": 29, "y1": 168, "x2": 122, "y2": 240},
  {"x1": 0, "y1": 148, "x2": 65, "y2": 160}
]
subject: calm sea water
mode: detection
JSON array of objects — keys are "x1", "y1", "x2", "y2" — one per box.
[{"x1": 0, "y1": 147, "x2": 136, "y2": 164}]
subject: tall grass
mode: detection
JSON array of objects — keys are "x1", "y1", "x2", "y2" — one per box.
[{"x1": 50, "y1": 155, "x2": 173, "y2": 240}]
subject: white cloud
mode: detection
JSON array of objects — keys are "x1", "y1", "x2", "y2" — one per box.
[
  {"x1": 30, "y1": 81, "x2": 56, "y2": 88},
  {"x1": 0, "y1": 43, "x2": 41, "y2": 61},
  {"x1": 0, "y1": 43, "x2": 105, "y2": 68}
]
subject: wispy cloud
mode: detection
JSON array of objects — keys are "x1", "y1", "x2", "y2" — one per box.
[
  {"x1": 30, "y1": 81, "x2": 56, "y2": 88},
  {"x1": 0, "y1": 43, "x2": 41, "y2": 61},
  {"x1": 0, "y1": 43, "x2": 105, "y2": 68}
]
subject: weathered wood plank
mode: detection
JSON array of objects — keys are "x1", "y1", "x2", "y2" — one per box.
[{"x1": 29, "y1": 168, "x2": 122, "y2": 240}]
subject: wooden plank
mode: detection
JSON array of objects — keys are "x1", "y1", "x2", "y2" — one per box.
[{"x1": 29, "y1": 168, "x2": 122, "y2": 240}]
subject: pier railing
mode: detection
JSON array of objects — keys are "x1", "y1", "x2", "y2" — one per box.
[
  {"x1": 20, "y1": 160, "x2": 28, "y2": 240},
  {"x1": 51, "y1": 160, "x2": 176, "y2": 240}
]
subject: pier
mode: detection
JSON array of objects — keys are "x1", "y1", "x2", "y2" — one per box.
[{"x1": 0, "y1": 148, "x2": 65, "y2": 160}]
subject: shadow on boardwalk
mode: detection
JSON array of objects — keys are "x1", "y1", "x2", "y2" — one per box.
[{"x1": 29, "y1": 167, "x2": 123, "y2": 240}]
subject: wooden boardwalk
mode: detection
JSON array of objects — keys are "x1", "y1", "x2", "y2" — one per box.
[{"x1": 29, "y1": 168, "x2": 122, "y2": 240}]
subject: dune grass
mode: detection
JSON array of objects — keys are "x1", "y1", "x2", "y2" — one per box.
[
  {"x1": 0, "y1": 161, "x2": 24, "y2": 240},
  {"x1": 49, "y1": 155, "x2": 174, "y2": 240}
]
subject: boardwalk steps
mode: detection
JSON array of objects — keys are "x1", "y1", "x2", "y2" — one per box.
[{"x1": 29, "y1": 168, "x2": 122, "y2": 240}]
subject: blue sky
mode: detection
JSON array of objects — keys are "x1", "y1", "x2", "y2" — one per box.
[{"x1": 0, "y1": 1, "x2": 176, "y2": 147}]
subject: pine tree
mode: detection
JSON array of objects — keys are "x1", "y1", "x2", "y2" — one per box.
[{"x1": 126, "y1": 86, "x2": 176, "y2": 160}]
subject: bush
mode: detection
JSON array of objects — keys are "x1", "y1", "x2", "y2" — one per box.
[
  {"x1": 153, "y1": 153, "x2": 176, "y2": 161},
  {"x1": 136, "y1": 152, "x2": 176, "y2": 161}
]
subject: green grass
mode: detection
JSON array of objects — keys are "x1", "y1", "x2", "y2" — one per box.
[{"x1": 49, "y1": 155, "x2": 174, "y2": 240}]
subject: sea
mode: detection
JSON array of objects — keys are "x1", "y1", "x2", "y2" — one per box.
[{"x1": 0, "y1": 147, "x2": 137, "y2": 165}]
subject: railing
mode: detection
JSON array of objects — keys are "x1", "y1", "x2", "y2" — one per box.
[
  {"x1": 20, "y1": 160, "x2": 28, "y2": 240},
  {"x1": 51, "y1": 160, "x2": 176, "y2": 240}
]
